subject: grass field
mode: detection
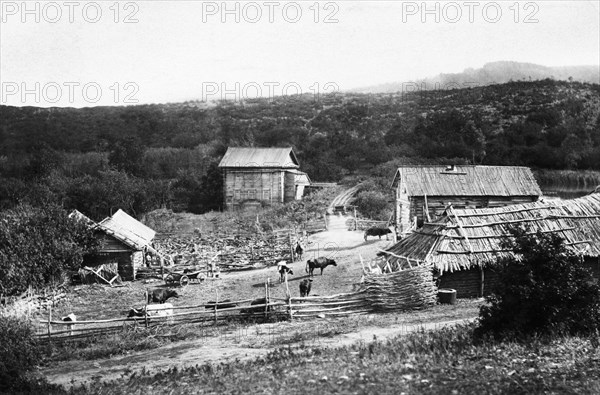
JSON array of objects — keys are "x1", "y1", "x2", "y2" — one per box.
[{"x1": 65, "y1": 323, "x2": 600, "y2": 395}]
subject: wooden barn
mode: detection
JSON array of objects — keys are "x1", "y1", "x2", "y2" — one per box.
[
  {"x1": 77, "y1": 209, "x2": 156, "y2": 281},
  {"x1": 392, "y1": 165, "x2": 542, "y2": 233},
  {"x1": 218, "y1": 147, "x2": 311, "y2": 210},
  {"x1": 377, "y1": 193, "x2": 600, "y2": 298}
]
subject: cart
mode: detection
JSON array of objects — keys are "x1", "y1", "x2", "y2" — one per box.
[{"x1": 164, "y1": 269, "x2": 205, "y2": 287}]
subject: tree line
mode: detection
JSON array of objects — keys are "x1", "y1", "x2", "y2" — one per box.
[{"x1": 0, "y1": 79, "x2": 599, "y2": 220}]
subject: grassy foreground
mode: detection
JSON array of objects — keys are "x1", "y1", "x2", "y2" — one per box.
[{"x1": 68, "y1": 324, "x2": 600, "y2": 395}]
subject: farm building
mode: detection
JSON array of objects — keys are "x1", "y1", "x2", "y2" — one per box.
[
  {"x1": 392, "y1": 165, "x2": 542, "y2": 233},
  {"x1": 218, "y1": 147, "x2": 311, "y2": 210},
  {"x1": 74, "y1": 209, "x2": 157, "y2": 281},
  {"x1": 378, "y1": 192, "x2": 600, "y2": 298}
]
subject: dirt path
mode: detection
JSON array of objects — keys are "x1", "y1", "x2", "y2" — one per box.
[
  {"x1": 42, "y1": 317, "x2": 475, "y2": 388},
  {"x1": 41, "y1": 193, "x2": 414, "y2": 388}
]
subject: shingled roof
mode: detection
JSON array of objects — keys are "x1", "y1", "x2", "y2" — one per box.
[
  {"x1": 391, "y1": 165, "x2": 542, "y2": 197},
  {"x1": 218, "y1": 147, "x2": 299, "y2": 169},
  {"x1": 381, "y1": 193, "x2": 600, "y2": 274}
]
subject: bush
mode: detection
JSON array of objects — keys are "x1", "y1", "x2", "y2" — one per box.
[
  {"x1": 0, "y1": 205, "x2": 98, "y2": 296},
  {"x1": 353, "y1": 189, "x2": 391, "y2": 221},
  {"x1": 0, "y1": 316, "x2": 43, "y2": 392},
  {"x1": 476, "y1": 227, "x2": 600, "y2": 341}
]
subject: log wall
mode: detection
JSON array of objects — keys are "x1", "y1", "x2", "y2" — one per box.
[
  {"x1": 438, "y1": 267, "x2": 501, "y2": 299},
  {"x1": 440, "y1": 258, "x2": 600, "y2": 299}
]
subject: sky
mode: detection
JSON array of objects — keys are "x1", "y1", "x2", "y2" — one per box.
[{"x1": 1, "y1": 0, "x2": 599, "y2": 107}]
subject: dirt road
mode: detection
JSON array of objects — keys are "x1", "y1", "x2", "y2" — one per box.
[
  {"x1": 42, "y1": 198, "x2": 446, "y2": 389},
  {"x1": 43, "y1": 316, "x2": 475, "y2": 388}
]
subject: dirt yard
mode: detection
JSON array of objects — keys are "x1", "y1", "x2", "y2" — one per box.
[
  {"x1": 40, "y1": 213, "x2": 479, "y2": 388},
  {"x1": 46, "y1": 214, "x2": 395, "y2": 322}
]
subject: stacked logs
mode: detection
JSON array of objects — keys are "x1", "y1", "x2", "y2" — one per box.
[
  {"x1": 360, "y1": 265, "x2": 437, "y2": 312},
  {"x1": 152, "y1": 230, "x2": 296, "y2": 272}
]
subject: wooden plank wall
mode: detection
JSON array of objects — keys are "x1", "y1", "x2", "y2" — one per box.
[
  {"x1": 223, "y1": 170, "x2": 285, "y2": 209},
  {"x1": 284, "y1": 171, "x2": 295, "y2": 203}
]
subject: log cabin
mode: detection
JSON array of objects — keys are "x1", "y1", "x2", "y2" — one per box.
[
  {"x1": 378, "y1": 192, "x2": 600, "y2": 298},
  {"x1": 218, "y1": 147, "x2": 311, "y2": 210},
  {"x1": 73, "y1": 209, "x2": 156, "y2": 281},
  {"x1": 392, "y1": 165, "x2": 542, "y2": 233}
]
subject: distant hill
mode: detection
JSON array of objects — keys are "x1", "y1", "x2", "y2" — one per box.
[{"x1": 353, "y1": 61, "x2": 600, "y2": 93}]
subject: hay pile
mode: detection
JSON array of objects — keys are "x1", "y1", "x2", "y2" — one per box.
[{"x1": 360, "y1": 265, "x2": 437, "y2": 312}]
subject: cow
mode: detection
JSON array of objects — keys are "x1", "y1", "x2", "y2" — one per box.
[
  {"x1": 277, "y1": 261, "x2": 294, "y2": 283},
  {"x1": 364, "y1": 227, "x2": 393, "y2": 241},
  {"x1": 299, "y1": 279, "x2": 313, "y2": 297},
  {"x1": 295, "y1": 242, "x2": 304, "y2": 261},
  {"x1": 147, "y1": 288, "x2": 179, "y2": 304},
  {"x1": 240, "y1": 297, "x2": 273, "y2": 315},
  {"x1": 61, "y1": 313, "x2": 77, "y2": 335},
  {"x1": 128, "y1": 307, "x2": 145, "y2": 318},
  {"x1": 204, "y1": 299, "x2": 237, "y2": 310},
  {"x1": 305, "y1": 257, "x2": 337, "y2": 277},
  {"x1": 127, "y1": 303, "x2": 174, "y2": 323}
]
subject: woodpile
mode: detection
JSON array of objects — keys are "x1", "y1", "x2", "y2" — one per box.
[
  {"x1": 151, "y1": 229, "x2": 298, "y2": 273},
  {"x1": 360, "y1": 265, "x2": 437, "y2": 312},
  {"x1": 78, "y1": 263, "x2": 122, "y2": 286}
]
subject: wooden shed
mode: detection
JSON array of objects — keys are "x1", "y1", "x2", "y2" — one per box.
[
  {"x1": 218, "y1": 147, "x2": 311, "y2": 210},
  {"x1": 378, "y1": 193, "x2": 600, "y2": 298},
  {"x1": 80, "y1": 209, "x2": 156, "y2": 281},
  {"x1": 392, "y1": 165, "x2": 542, "y2": 233}
]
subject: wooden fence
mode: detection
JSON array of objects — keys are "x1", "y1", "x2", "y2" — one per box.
[
  {"x1": 346, "y1": 218, "x2": 390, "y2": 231},
  {"x1": 35, "y1": 266, "x2": 437, "y2": 341}
]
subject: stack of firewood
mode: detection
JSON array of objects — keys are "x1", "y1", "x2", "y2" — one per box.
[{"x1": 152, "y1": 230, "x2": 297, "y2": 272}]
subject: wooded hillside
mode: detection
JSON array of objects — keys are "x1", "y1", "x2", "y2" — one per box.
[{"x1": 1, "y1": 79, "x2": 599, "y2": 219}]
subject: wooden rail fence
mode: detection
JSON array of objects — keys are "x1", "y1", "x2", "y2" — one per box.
[{"x1": 36, "y1": 265, "x2": 438, "y2": 341}]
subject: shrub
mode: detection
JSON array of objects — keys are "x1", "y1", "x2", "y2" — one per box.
[
  {"x1": 353, "y1": 189, "x2": 391, "y2": 221},
  {"x1": 476, "y1": 227, "x2": 600, "y2": 341},
  {"x1": 0, "y1": 316, "x2": 43, "y2": 392},
  {"x1": 0, "y1": 205, "x2": 98, "y2": 296}
]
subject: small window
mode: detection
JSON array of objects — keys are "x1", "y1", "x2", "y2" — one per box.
[{"x1": 263, "y1": 189, "x2": 271, "y2": 201}]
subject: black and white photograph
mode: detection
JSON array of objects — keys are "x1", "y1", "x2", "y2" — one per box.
[{"x1": 1, "y1": 1, "x2": 600, "y2": 393}]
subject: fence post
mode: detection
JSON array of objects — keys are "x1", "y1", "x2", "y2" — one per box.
[
  {"x1": 354, "y1": 206, "x2": 357, "y2": 231},
  {"x1": 323, "y1": 212, "x2": 328, "y2": 231},
  {"x1": 47, "y1": 304, "x2": 52, "y2": 338},
  {"x1": 285, "y1": 275, "x2": 293, "y2": 321},
  {"x1": 264, "y1": 279, "x2": 270, "y2": 319},
  {"x1": 289, "y1": 233, "x2": 295, "y2": 262},
  {"x1": 144, "y1": 289, "x2": 149, "y2": 328},
  {"x1": 214, "y1": 288, "x2": 219, "y2": 325}
]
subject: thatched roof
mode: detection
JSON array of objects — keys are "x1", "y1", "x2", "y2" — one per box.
[
  {"x1": 382, "y1": 193, "x2": 600, "y2": 274},
  {"x1": 218, "y1": 147, "x2": 299, "y2": 169},
  {"x1": 391, "y1": 165, "x2": 541, "y2": 197}
]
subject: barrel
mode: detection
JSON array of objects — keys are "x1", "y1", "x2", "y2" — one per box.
[{"x1": 438, "y1": 288, "x2": 457, "y2": 305}]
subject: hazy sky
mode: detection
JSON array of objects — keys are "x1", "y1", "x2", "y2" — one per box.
[{"x1": 1, "y1": 0, "x2": 599, "y2": 107}]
